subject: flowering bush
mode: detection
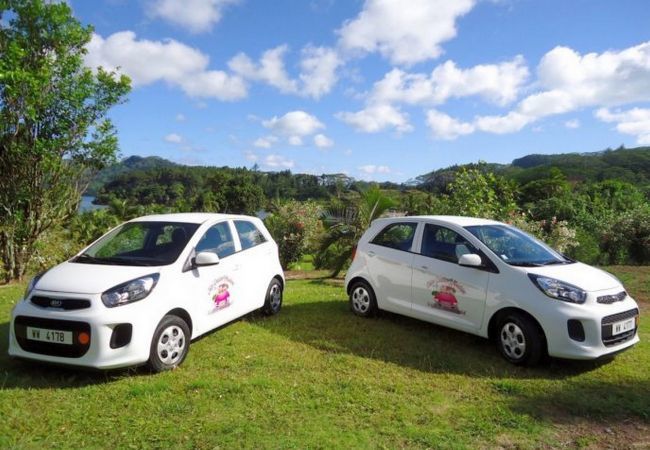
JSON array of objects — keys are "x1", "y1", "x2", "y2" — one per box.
[{"x1": 264, "y1": 200, "x2": 323, "y2": 269}]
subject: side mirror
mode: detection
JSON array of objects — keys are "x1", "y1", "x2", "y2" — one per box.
[
  {"x1": 458, "y1": 253, "x2": 482, "y2": 268},
  {"x1": 194, "y1": 251, "x2": 220, "y2": 267}
]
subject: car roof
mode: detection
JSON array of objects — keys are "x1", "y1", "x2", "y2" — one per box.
[
  {"x1": 373, "y1": 215, "x2": 503, "y2": 228},
  {"x1": 130, "y1": 213, "x2": 256, "y2": 225}
]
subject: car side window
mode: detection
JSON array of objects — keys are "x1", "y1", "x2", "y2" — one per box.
[
  {"x1": 421, "y1": 224, "x2": 478, "y2": 263},
  {"x1": 234, "y1": 220, "x2": 266, "y2": 250},
  {"x1": 371, "y1": 222, "x2": 417, "y2": 252},
  {"x1": 195, "y1": 222, "x2": 236, "y2": 258}
]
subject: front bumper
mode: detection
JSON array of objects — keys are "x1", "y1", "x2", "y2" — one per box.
[
  {"x1": 8, "y1": 290, "x2": 156, "y2": 370},
  {"x1": 543, "y1": 289, "x2": 640, "y2": 360}
]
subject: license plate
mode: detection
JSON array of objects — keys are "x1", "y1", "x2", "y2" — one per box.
[
  {"x1": 611, "y1": 318, "x2": 635, "y2": 336},
  {"x1": 26, "y1": 327, "x2": 73, "y2": 345}
]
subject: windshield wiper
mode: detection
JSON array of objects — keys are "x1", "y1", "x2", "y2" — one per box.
[
  {"x1": 73, "y1": 254, "x2": 139, "y2": 266},
  {"x1": 508, "y1": 261, "x2": 544, "y2": 267},
  {"x1": 539, "y1": 260, "x2": 570, "y2": 266}
]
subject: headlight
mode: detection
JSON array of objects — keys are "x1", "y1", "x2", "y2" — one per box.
[
  {"x1": 101, "y1": 273, "x2": 160, "y2": 308},
  {"x1": 24, "y1": 272, "x2": 45, "y2": 300},
  {"x1": 528, "y1": 274, "x2": 586, "y2": 304}
]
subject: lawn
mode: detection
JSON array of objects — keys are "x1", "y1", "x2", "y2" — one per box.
[{"x1": 0, "y1": 267, "x2": 648, "y2": 449}]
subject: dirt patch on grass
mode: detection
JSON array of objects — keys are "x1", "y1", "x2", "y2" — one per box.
[{"x1": 550, "y1": 419, "x2": 649, "y2": 449}]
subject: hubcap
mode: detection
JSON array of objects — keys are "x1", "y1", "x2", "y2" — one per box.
[
  {"x1": 500, "y1": 322, "x2": 526, "y2": 360},
  {"x1": 157, "y1": 325, "x2": 186, "y2": 365},
  {"x1": 269, "y1": 283, "x2": 282, "y2": 310},
  {"x1": 351, "y1": 286, "x2": 370, "y2": 313}
]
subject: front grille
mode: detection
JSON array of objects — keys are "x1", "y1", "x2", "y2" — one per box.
[
  {"x1": 601, "y1": 308, "x2": 639, "y2": 347},
  {"x1": 14, "y1": 316, "x2": 91, "y2": 358},
  {"x1": 597, "y1": 291, "x2": 627, "y2": 304},
  {"x1": 31, "y1": 296, "x2": 91, "y2": 310}
]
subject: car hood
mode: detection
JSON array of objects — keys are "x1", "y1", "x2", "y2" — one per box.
[
  {"x1": 525, "y1": 262, "x2": 620, "y2": 292},
  {"x1": 35, "y1": 260, "x2": 163, "y2": 295}
]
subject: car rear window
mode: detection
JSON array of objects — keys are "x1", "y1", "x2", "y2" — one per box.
[
  {"x1": 234, "y1": 220, "x2": 267, "y2": 250},
  {"x1": 371, "y1": 222, "x2": 417, "y2": 252}
]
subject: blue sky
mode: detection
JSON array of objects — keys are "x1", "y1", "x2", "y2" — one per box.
[{"x1": 75, "y1": 0, "x2": 650, "y2": 182}]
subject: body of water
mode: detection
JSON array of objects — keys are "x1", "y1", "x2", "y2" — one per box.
[{"x1": 79, "y1": 195, "x2": 106, "y2": 213}]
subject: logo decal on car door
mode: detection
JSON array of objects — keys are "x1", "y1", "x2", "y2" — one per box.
[
  {"x1": 207, "y1": 276, "x2": 234, "y2": 312},
  {"x1": 427, "y1": 277, "x2": 466, "y2": 315}
]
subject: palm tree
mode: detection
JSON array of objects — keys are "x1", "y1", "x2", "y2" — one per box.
[{"x1": 316, "y1": 186, "x2": 394, "y2": 277}]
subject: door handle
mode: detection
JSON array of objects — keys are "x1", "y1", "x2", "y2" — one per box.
[
  {"x1": 367, "y1": 251, "x2": 376, "y2": 257},
  {"x1": 233, "y1": 264, "x2": 241, "y2": 271},
  {"x1": 419, "y1": 265, "x2": 428, "y2": 271}
]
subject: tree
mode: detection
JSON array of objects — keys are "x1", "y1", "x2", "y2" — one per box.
[
  {"x1": 0, "y1": 0, "x2": 131, "y2": 282},
  {"x1": 315, "y1": 186, "x2": 395, "y2": 277}
]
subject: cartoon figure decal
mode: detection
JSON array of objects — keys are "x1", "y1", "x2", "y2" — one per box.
[
  {"x1": 207, "y1": 276, "x2": 234, "y2": 313},
  {"x1": 426, "y1": 276, "x2": 466, "y2": 315}
]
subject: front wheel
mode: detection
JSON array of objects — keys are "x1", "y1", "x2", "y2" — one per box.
[
  {"x1": 496, "y1": 313, "x2": 545, "y2": 366},
  {"x1": 262, "y1": 278, "x2": 283, "y2": 316},
  {"x1": 147, "y1": 315, "x2": 191, "y2": 372}
]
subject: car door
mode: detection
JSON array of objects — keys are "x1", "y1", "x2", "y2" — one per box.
[
  {"x1": 232, "y1": 219, "x2": 271, "y2": 311},
  {"x1": 184, "y1": 220, "x2": 245, "y2": 337},
  {"x1": 364, "y1": 221, "x2": 418, "y2": 315},
  {"x1": 411, "y1": 223, "x2": 490, "y2": 332}
]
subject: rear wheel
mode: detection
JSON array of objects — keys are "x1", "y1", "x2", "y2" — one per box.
[
  {"x1": 496, "y1": 313, "x2": 545, "y2": 366},
  {"x1": 349, "y1": 281, "x2": 378, "y2": 317},
  {"x1": 147, "y1": 315, "x2": 190, "y2": 372},
  {"x1": 262, "y1": 278, "x2": 283, "y2": 316}
]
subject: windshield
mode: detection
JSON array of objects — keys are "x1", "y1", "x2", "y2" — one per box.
[
  {"x1": 464, "y1": 224, "x2": 571, "y2": 267},
  {"x1": 73, "y1": 221, "x2": 199, "y2": 266}
]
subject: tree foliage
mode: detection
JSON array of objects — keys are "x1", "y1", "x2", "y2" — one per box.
[{"x1": 0, "y1": 0, "x2": 131, "y2": 282}]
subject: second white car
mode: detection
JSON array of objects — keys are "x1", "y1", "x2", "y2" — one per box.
[{"x1": 345, "y1": 215, "x2": 640, "y2": 365}]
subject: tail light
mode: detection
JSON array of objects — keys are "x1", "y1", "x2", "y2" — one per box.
[{"x1": 351, "y1": 245, "x2": 357, "y2": 261}]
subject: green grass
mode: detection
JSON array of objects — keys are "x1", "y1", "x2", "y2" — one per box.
[{"x1": 0, "y1": 267, "x2": 648, "y2": 449}]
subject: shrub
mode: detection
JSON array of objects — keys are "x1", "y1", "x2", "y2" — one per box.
[{"x1": 264, "y1": 201, "x2": 322, "y2": 269}]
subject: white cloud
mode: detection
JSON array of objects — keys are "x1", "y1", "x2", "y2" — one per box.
[
  {"x1": 262, "y1": 111, "x2": 324, "y2": 137},
  {"x1": 164, "y1": 133, "x2": 183, "y2": 143},
  {"x1": 85, "y1": 31, "x2": 208, "y2": 86},
  {"x1": 371, "y1": 57, "x2": 528, "y2": 107},
  {"x1": 228, "y1": 45, "x2": 298, "y2": 94},
  {"x1": 425, "y1": 109, "x2": 474, "y2": 140},
  {"x1": 180, "y1": 70, "x2": 247, "y2": 101},
  {"x1": 243, "y1": 150, "x2": 258, "y2": 162},
  {"x1": 338, "y1": 0, "x2": 475, "y2": 65},
  {"x1": 176, "y1": 113, "x2": 186, "y2": 122},
  {"x1": 565, "y1": 119, "x2": 580, "y2": 129},
  {"x1": 299, "y1": 46, "x2": 342, "y2": 99},
  {"x1": 596, "y1": 107, "x2": 650, "y2": 145},
  {"x1": 85, "y1": 31, "x2": 247, "y2": 101},
  {"x1": 264, "y1": 154, "x2": 295, "y2": 169},
  {"x1": 288, "y1": 136, "x2": 303, "y2": 146},
  {"x1": 253, "y1": 135, "x2": 278, "y2": 148},
  {"x1": 359, "y1": 164, "x2": 391, "y2": 174},
  {"x1": 314, "y1": 133, "x2": 334, "y2": 148},
  {"x1": 475, "y1": 111, "x2": 532, "y2": 134},
  {"x1": 147, "y1": 0, "x2": 239, "y2": 33},
  {"x1": 445, "y1": 41, "x2": 650, "y2": 138},
  {"x1": 229, "y1": 45, "x2": 342, "y2": 98},
  {"x1": 336, "y1": 104, "x2": 413, "y2": 134}
]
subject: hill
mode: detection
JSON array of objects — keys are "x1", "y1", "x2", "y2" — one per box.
[
  {"x1": 85, "y1": 155, "x2": 178, "y2": 196},
  {"x1": 416, "y1": 146, "x2": 650, "y2": 192}
]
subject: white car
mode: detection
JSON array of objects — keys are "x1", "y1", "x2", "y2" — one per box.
[
  {"x1": 9, "y1": 213, "x2": 284, "y2": 372},
  {"x1": 345, "y1": 216, "x2": 640, "y2": 365}
]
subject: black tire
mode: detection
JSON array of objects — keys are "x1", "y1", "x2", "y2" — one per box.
[
  {"x1": 496, "y1": 312, "x2": 545, "y2": 366},
  {"x1": 147, "y1": 315, "x2": 190, "y2": 372},
  {"x1": 348, "y1": 280, "x2": 378, "y2": 317},
  {"x1": 262, "y1": 278, "x2": 283, "y2": 316}
]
